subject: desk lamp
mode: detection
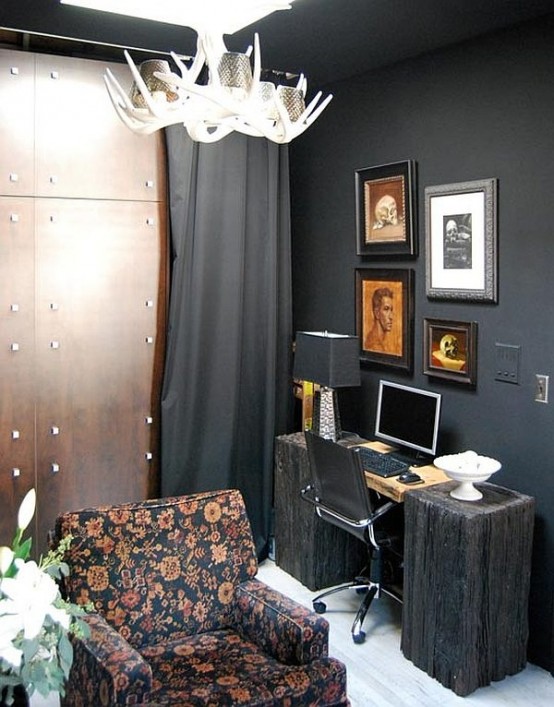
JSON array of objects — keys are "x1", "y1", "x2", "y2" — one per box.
[{"x1": 293, "y1": 331, "x2": 360, "y2": 442}]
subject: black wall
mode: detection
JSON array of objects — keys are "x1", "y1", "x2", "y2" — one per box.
[{"x1": 290, "y1": 16, "x2": 554, "y2": 671}]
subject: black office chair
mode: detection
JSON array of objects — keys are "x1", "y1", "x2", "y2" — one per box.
[{"x1": 301, "y1": 430, "x2": 403, "y2": 644}]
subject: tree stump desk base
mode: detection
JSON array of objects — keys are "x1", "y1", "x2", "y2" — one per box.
[{"x1": 401, "y1": 481, "x2": 534, "y2": 696}]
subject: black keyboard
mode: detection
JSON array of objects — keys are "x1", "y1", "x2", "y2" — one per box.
[{"x1": 353, "y1": 446, "x2": 409, "y2": 478}]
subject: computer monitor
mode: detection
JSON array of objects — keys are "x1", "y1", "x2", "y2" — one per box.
[{"x1": 374, "y1": 380, "x2": 441, "y2": 463}]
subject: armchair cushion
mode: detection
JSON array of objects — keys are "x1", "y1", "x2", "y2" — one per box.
[
  {"x1": 58, "y1": 489, "x2": 258, "y2": 649},
  {"x1": 141, "y1": 628, "x2": 347, "y2": 706}
]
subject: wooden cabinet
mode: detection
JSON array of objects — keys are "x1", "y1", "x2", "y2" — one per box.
[{"x1": 0, "y1": 49, "x2": 167, "y2": 553}]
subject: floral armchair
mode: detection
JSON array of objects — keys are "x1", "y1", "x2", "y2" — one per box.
[{"x1": 54, "y1": 489, "x2": 349, "y2": 706}]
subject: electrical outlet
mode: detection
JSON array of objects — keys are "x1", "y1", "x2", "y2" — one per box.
[{"x1": 535, "y1": 374, "x2": 549, "y2": 403}]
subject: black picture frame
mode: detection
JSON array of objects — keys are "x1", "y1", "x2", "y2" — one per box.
[
  {"x1": 423, "y1": 318, "x2": 478, "y2": 386},
  {"x1": 355, "y1": 160, "x2": 417, "y2": 257},
  {"x1": 425, "y1": 178, "x2": 497, "y2": 302},
  {"x1": 355, "y1": 268, "x2": 414, "y2": 372}
]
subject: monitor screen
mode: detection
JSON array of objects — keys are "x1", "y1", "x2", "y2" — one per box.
[{"x1": 375, "y1": 380, "x2": 441, "y2": 458}]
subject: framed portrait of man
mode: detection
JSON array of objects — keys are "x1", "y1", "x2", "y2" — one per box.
[{"x1": 355, "y1": 268, "x2": 414, "y2": 372}]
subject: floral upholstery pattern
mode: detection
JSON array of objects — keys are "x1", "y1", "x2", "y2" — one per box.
[{"x1": 55, "y1": 489, "x2": 349, "y2": 706}]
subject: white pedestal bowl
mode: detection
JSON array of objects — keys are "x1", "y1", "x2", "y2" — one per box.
[{"x1": 433, "y1": 450, "x2": 501, "y2": 501}]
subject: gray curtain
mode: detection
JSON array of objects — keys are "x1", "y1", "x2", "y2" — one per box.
[{"x1": 161, "y1": 126, "x2": 293, "y2": 558}]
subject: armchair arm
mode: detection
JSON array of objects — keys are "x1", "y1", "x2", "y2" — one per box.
[
  {"x1": 61, "y1": 613, "x2": 152, "y2": 706},
  {"x1": 233, "y1": 578, "x2": 329, "y2": 665}
]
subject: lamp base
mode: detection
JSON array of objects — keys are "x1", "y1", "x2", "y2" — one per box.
[{"x1": 312, "y1": 387, "x2": 341, "y2": 442}]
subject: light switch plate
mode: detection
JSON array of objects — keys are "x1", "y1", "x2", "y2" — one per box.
[{"x1": 495, "y1": 343, "x2": 520, "y2": 384}]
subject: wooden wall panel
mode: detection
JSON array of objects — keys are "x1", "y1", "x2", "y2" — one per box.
[
  {"x1": 34, "y1": 198, "x2": 166, "y2": 543},
  {"x1": 34, "y1": 53, "x2": 166, "y2": 202},
  {"x1": 0, "y1": 197, "x2": 36, "y2": 542},
  {"x1": 0, "y1": 51, "x2": 35, "y2": 197},
  {"x1": 0, "y1": 49, "x2": 168, "y2": 553}
]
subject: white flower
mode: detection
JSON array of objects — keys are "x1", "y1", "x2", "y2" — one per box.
[
  {"x1": 0, "y1": 546, "x2": 14, "y2": 575},
  {"x1": 17, "y1": 488, "x2": 36, "y2": 532},
  {"x1": 0, "y1": 611, "x2": 24, "y2": 668},
  {"x1": 0, "y1": 559, "x2": 68, "y2": 640}
]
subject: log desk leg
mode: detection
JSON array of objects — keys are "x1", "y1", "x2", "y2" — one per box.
[
  {"x1": 401, "y1": 482, "x2": 534, "y2": 696},
  {"x1": 274, "y1": 432, "x2": 366, "y2": 591}
]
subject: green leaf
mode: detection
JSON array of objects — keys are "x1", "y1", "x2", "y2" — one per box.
[
  {"x1": 22, "y1": 637, "x2": 40, "y2": 663},
  {"x1": 13, "y1": 536, "x2": 32, "y2": 562},
  {"x1": 58, "y1": 631, "x2": 74, "y2": 676}
]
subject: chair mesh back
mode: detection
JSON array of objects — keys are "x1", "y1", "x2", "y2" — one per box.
[{"x1": 305, "y1": 431, "x2": 374, "y2": 534}]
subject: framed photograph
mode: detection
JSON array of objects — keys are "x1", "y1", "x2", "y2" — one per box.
[
  {"x1": 355, "y1": 268, "x2": 414, "y2": 372},
  {"x1": 423, "y1": 318, "x2": 478, "y2": 386},
  {"x1": 425, "y1": 178, "x2": 497, "y2": 301},
  {"x1": 355, "y1": 160, "x2": 416, "y2": 257}
]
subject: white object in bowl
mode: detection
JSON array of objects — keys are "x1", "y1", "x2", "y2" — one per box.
[{"x1": 433, "y1": 450, "x2": 501, "y2": 501}]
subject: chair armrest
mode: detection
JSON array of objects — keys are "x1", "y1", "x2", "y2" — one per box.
[
  {"x1": 233, "y1": 578, "x2": 329, "y2": 665},
  {"x1": 61, "y1": 613, "x2": 152, "y2": 706}
]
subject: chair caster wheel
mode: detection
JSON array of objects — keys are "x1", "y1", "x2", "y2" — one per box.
[
  {"x1": 352, "y1": 631, "x2": 366, "y2": 644},
  {"x1": 313, "y1": 601, "x2": 327, "y2": 614}
]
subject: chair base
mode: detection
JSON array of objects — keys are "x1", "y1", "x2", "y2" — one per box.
[{"x1": 312, "y1": 577, "x2": 401, "y2": 644}]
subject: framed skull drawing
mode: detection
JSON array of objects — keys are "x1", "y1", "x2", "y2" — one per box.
[
  {"x1": 423, "y1": 318, "x2": 477, "y2": 386},
  {"x1": 355, "y1": 160, "x2": 417, "y2": 257},
  {"x1": 425, "y1": 178, "x2": 497, "y2": 301}
]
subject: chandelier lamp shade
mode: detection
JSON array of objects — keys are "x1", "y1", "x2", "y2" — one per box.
[{"x1": 60, "y1": 0, "x2": 333, "y2": 144}]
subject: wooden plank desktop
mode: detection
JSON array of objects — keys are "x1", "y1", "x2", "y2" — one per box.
[{"x1": 359, "y1": 440, "x2": 450, "y2": 502}]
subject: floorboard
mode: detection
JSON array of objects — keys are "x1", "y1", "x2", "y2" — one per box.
[{"x1": 257, "y1": 559, "x2": 554, "y2": 706}]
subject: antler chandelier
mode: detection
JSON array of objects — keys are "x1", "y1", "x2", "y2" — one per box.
[{"x1": 61, "y1": 0, "x2": 333, "y2": 144}]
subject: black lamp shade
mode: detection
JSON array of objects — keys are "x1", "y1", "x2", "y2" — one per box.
[{"x1": 293, "y1": 331, "x2": 361, "y2": 388}]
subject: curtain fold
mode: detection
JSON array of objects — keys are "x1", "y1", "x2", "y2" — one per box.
[{"x1": 161, "y1": 127, "x2": 292, "y2": 557}]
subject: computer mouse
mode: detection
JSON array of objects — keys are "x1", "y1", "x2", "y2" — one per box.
[{"x1": 398, "y1": 471, "x2": 423, "y2": 484}]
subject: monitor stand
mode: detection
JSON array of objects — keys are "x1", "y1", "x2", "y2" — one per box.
[{"x1": 390, "y1": 448, "x2": 433, "y2": 468}]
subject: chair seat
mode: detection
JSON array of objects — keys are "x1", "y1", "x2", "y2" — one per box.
[{"x1": 143, "y1": 629, "x2": 347, "y2": 706}]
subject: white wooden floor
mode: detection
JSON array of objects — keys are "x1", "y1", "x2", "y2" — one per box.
[{"x1": 257, "y1": 559, "x2": 554, "y2": 707}]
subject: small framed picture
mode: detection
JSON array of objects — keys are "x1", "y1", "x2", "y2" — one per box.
[
  {"x1": 355, "y1": 268, "x2": 414, "y2": 372},
  {"x1": 425, "y1": 178, "x2": 497, "y2": 301},
  {"x1": 355, "y1": 160, "x2": 416, "y2": 257},
  {"x1": 423, "y1": 318, "x2": 478, "y2": 386}
]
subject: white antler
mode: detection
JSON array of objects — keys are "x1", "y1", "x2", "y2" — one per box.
[{"x1": 103, "y1": 27, "x2": 332, "y2": 143}]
